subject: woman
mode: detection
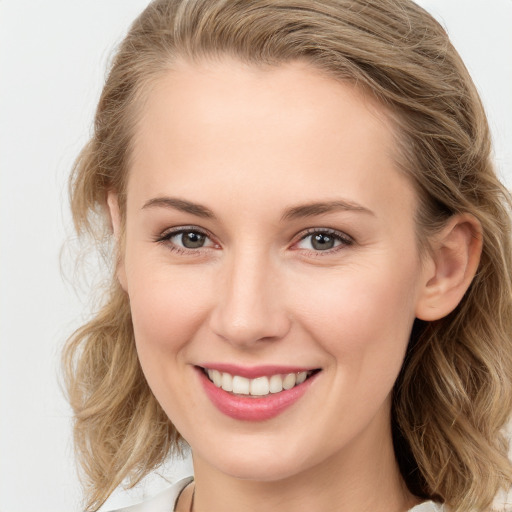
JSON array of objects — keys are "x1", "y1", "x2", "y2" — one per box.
[{"x1": 63, "y1": 1, "x2": 512, "y2": 511}]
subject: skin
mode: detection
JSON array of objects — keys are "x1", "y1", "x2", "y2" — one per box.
[{"x1": 109, "y1": 58, "x2": 481, "y2": 512}]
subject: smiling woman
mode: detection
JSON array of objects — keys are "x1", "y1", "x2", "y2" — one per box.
[{"x1": 63, "y1": 1, "x2": 512, "y2": 512}]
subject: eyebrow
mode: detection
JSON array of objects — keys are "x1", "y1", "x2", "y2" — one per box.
[
  {"x1": 142, "y1": 197, "x2": 216, "y2": 218},
  {"x1": 142, "y1": 196, "x2": 374, "y2": 220},
  {"x1": 281, "y1": 200, "x2": 375, "y2": 221}
]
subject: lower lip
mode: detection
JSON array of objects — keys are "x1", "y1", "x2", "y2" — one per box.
[{"x1": 197, "y1": 368, "x2": 319, "y2": 421}]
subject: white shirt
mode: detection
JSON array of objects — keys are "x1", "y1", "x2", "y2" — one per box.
[{"x1": 106, "y1": 476, "x2": 444, "y2": 512}]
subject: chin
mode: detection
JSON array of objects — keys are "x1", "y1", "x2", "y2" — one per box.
[
  {"x1": 216, "y1": 458, "x2": 305, "y2": 482},
  {"x1": 195, "y1": 437, "x2": 318, "y2": 483}
]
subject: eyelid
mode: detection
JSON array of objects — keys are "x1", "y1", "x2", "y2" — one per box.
[{"x1": 156, "y1": 225, "x2": 209, "y2": 239}]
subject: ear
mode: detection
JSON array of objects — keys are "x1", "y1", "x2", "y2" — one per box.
[
  {"x1": 415, "y1": 214, "x2": 482, "y2": 321},
  {"x1": 106, "y1": 191, "x2": 127, "y2": 291}
]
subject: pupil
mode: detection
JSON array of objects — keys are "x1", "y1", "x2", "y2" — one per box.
[
  {"x1": 182, "y1": 231, "x2": 205, "y2": 249},
  {"x1": 312, "y1": 233, "x2": 334, "y2": 250}
]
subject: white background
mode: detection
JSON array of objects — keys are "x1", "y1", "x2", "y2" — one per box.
[{"x1": 0, "y1": 1, "x2": 511, "y2": 511}]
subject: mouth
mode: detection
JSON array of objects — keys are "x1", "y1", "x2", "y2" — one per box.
[
  {"x1": 197, "y1": 365, "x2": 321, "y2": 421},
  {"x1": 200, "y1": 367, "x2": 321, "y2": 397}
]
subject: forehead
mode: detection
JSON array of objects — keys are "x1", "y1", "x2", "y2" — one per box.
[{"x1": 128, "y1": 58, "x2": 415, "y2": 218}]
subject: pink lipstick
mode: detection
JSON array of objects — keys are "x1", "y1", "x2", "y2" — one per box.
[{"x1": 196, "y1": 365, "x2": 320, "y2": 421}]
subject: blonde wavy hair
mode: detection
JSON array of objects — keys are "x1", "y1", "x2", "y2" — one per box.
[{"x1": 63, "y1": 0, "x2": 512, "y2": 510}]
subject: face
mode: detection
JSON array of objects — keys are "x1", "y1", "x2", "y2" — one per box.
[{"x1": 117, "y1": 58, "x2": 431, "y2": 482}]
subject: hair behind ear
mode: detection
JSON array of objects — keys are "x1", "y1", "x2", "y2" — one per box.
[{"x1": 394, "y1": 206, "x2": 512, "y2": 511}]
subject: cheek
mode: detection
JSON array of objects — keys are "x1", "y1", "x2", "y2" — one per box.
[
  {"x1": 126, "y1": 265, "x2": 215, "y2": 428},
  {"x1": 292, "y1": 259, "x2": 419, "y2": 372},
  {"x1": 125, "y1": 253, "x2": 215, "y2": 383},
  {"x1": 129, "y1": 274, "x2": 209, "y2": 350},
  {"x1": 292, "y1": 263, "x2": 419, "y2": 432}
]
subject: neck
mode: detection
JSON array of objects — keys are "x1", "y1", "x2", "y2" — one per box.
[{"x1": 189, "y1": 411, "x2": 419, "y2": 512}]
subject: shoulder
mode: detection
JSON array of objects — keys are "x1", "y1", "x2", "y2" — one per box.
[
  {"x1": 104, "y1": 477, "x2": 194, "y2": 512},
  {"x1": 408, "y1": 502, "x2": 445, "y2": 512}
]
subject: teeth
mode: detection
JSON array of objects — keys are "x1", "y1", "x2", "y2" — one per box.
[
  {"x1": 209, "y1": 369, "x2": 222, "y2": 387},
  {"x1": 221, "y1": 372, "x2": 233, "y2": 391},
  {"x1": 282, "y1": 373, "x2": 296, "y2": 390},
  {"x1": 269, "y1": 374, "x2": 283, "y2": 393},
  {"x1": 296, "y1": 371, "x2": 307, "y2": 384},
  {"x1": 232, "y1": 375, "x2": 250, "y2": 394},
  {"x1": 205, "y1": 369, "x2": 313, "y2": 396},
  {"x1": 250, "y1": 376, "x2": 270, "y2": 396}
]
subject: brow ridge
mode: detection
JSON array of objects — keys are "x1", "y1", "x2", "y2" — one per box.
[
  {"x1": 281, "y1": 200, "x2": 374, "y2": 221},
  {"x1": 142, "y1": 197, "x2": 215, "y2": 218},
  {"x1": 142, "y1": 196, "x2": 373, "y2": 221}
]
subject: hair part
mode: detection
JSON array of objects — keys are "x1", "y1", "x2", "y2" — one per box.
[{"x1": 64, "y1": 1, "x2": 512, "y2": 510}]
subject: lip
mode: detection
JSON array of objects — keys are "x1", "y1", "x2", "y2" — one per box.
[{"x1": 196, "y1": 366, "x2": 320, "y2": 421}]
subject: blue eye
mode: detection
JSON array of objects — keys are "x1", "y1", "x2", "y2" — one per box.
[{"x1": 296, "y1": 230, "x2": 352, "y2": 252}]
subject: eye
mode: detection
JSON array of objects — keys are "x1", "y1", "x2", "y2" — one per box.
[
  {"x1": 156, "y1": 227, "x2": 217, "y2": 252},
  {"x1": 173, "y1": 230, "x2": 209, "y2": 249},
  {"x1": 295, "y1": 229, "x2": 353, "y2": 252}
]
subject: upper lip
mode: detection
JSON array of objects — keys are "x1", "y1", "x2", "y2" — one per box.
[{"x1": 197, "y1": 363, "x2": 320, "y2": 379}]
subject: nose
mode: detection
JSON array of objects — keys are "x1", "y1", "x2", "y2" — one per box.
[{"x1": 209, "y1": 249, "x2": 291, "y2": 348}]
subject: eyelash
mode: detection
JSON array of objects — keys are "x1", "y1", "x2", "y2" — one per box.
[
  {"x1": 295, "y1": 228, "x2": 354, "y2": 255},
  {"x1": 154, "y1": 226, "x2": 216, "y2": 256},
  {"x1": 154, "y1": 226, "x2": 354, "y2": 256}
]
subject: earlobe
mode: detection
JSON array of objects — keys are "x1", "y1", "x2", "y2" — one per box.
[
  {"x1": 106, "y1": 191, "x2": 128, "y2": 291},
  {"x1": 415, "y1": 214, "x2": 482, "y2": 321}
]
